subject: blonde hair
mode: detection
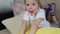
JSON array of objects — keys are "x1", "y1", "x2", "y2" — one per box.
[{"x1": 24, "y1": 0, "x2": 42, "y2": 8}]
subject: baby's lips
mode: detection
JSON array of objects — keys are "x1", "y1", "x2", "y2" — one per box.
[{"x1": 29, "y1": 9, "x2": 34, "y2": 11}]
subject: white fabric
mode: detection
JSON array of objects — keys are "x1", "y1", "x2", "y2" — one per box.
[
  {"x1": 2, "y1": 12, "x2": 24, "y2": 34},
  {"x1": 23, "y1": 9, "x2": 50, "y2": 27}
]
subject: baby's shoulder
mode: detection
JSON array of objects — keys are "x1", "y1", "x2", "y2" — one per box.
[
  {"x1": 39, "y1": 9, "x2": 45, "y2": 12},
  {"x1": 38, "y1": 9, "x2": 45, "y2": 13}
]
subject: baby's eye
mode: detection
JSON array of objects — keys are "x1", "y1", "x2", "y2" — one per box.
[
  {"x1": 32, "y1": 4, "x2": 35, "y2": 5},
  {"x1": 26, "y1": 4, "x2": 29, "y2": 6}
]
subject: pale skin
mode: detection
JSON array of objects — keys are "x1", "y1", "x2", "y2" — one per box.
[
  {"x1": 20, "y1": 18, "x2": 42, "y2": 34},
  {"x1": 28, "y1": 18, "x2": 42, "y2": 34},
  {"x1": 20, "y1": 0, "x2": 43, "y2": 34}
]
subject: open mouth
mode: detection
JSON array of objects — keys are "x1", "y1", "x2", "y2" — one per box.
[{"x1": 29, "y1": 11, "x2": 34, "y2": 13}]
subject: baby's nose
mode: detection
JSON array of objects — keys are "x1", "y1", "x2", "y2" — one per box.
[{"x1": 29, "y1": 5, "x2": 32, "y2": 9}]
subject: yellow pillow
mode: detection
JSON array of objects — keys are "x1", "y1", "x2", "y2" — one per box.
[{"x1": 17, "y1": 27, "x2": 60, "y2": 34}]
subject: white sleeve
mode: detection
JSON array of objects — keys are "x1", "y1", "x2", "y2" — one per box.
[
  {"x1": 35, "y1": 9, "x2": 46, "y2": 20},
  {"x1": 23, "y1": 11, "x2": 29, "y2": 21}
]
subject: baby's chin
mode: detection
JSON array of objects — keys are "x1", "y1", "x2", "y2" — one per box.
[{"x1": 28, "y1": 11, "x2": 35, "y2": 15}]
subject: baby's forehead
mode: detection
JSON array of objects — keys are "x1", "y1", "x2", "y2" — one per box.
[{"x1": 25, "y1": 0, "x2": 37, "y2": 3}]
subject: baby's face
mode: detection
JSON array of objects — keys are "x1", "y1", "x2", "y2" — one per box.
[{"x1": 25, "y1": 0, "x2": 39, "y2": 14}]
